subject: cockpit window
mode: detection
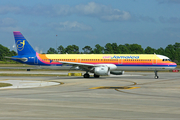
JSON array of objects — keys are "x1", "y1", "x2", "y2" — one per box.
[{"x1": 162, "y1": 59, "x2": 171, "y2": 61}]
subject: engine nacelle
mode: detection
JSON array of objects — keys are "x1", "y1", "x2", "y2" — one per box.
[
  {"x1": 97, "y1": 64, "x2": 117, "y2": 70},
  {"x1": 110, "y1": 71, "x2": 124, "y2": 75},
  {"x1": 94, "y1": 66, "x2": 110, "y2": 76}
]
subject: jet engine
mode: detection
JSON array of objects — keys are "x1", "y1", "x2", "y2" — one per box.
[
  {"x1": 110, "y1": 71, "x2": 124, "y2": 75},
  {"x1": 94, "y1": 66, "x2": 110, "y2": 76}
]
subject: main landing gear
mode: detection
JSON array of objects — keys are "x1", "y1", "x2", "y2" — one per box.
[
  {"x1": 84, "y1": 72, "x2": 90, "y2": 78},
  {"x1": 154, "y1": 71, "x2": 159, "y2": 79},
  {"x1": 94, "y1": 74, "x2": 100, "y2": 78},
  {"x1": 83, "y1": 72, "x2": 100, "y2": 78}
]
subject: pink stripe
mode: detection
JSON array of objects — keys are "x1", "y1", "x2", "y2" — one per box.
[{"x1": 13, "y1": 31, "x2": 21, "y2": 35}]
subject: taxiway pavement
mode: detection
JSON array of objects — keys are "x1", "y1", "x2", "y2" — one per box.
[{"x1": 0, "y1": 71, "x2": 180, "y2": 120}]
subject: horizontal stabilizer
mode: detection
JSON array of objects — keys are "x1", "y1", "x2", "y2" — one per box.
[{"x1": 5, "y1": 56, "x2": 27, "y2": 62}]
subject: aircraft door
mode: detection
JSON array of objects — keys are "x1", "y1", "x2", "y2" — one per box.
[
  {"x1": 118, "y1": 59, "x2": 123, "y2": 65},
  {"x1": 34, "y1": 56, "x2": 38, "y2": 64},
  {"x1": 152, "y1": 56, "x2": 157, "y2": 65},
  {"x1": 77, "y1": 58, "x2": 81, "y2": 63}
]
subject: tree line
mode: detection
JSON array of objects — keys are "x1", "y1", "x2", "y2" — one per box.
[
  {"x1": 0, "y1": 42, "x2": 180, "y2": 64},
  {"x1": 47, "y1": 42, "x2": 180, "y2": 64},
  {"x1": 0, "y1": 44, "x2": 17, "y2": 62}
]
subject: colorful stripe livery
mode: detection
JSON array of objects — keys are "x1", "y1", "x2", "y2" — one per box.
[
  {"x1": 10, "y1": 31, "x2": 177, "y2": 78},
  {"x1": 35, "y1": 53, "x2": 176, "y2": 68}
]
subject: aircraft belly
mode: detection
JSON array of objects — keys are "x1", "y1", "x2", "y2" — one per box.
[
  {"x1": 116, "y1": 66, "x2": 175, "y2": 71},
  {"x1": 38, "y1": 65, "x2": 175, "y2": 71}
]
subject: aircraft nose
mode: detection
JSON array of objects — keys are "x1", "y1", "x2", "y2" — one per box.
[{"x1": 170, "y1": 62, "x2": 177, "y2": 67}]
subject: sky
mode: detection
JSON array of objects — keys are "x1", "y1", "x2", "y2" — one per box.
[{"x1": 0, "y1": 0, "x2": 180, "y2": 53}]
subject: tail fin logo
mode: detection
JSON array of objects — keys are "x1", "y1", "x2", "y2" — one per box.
[{"x1": 16, "y1": 40, "x2": 25, "y2": 51}]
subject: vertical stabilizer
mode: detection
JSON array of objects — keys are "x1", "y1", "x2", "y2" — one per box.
[{"x1": 13, "y1": 31, "x2": 36, "y2": 55}]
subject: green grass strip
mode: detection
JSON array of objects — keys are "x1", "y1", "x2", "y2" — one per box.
[
  {"x1": 0, "y1": 74, "x2": 68, "y2": 77},
  {"x1": 0, "y1": 83, "x2": 12, "y2": 87}
]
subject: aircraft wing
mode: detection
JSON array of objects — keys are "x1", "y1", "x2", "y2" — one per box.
[
  {"x1": 54, "y1": 61, "x2": 101, "y2": 71},
  {"x1": 57, "y1": 61, "x2": 99, "y2": 67},
  {"x1": 55, "y1": 61, "x2": 117, "y2": 72}
]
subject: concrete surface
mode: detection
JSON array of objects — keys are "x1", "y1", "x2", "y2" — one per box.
[
  {"x1": 0, "y1": 71, "x2": 180, "y2": 120},
  {"x1": 0, "y1": 80, "x2": 60, "y2": 89}
]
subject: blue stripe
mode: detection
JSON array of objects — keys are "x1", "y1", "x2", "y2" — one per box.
[{"x1": 37, "y1": 62, "x2": 176, "y2": 67}]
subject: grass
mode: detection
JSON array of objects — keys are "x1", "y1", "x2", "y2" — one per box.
[
  {"x1": 0, "y1": 74, "x2": 68, "y2": 77},
  {"x1": 0, "y1": 69, "x2": 74, "y2": 71},
  {"x1": 0, "y1": 63, "x2": 32, "y2": 67},
  {"x1": 0, "y1": 83, "x2": 12, "y2": 87},
  {"x1": 176, "y1": 65, "x2": 180, "y2": 68},
  {"x1": 0, "y1": 61, "x2": 20, "y2": 64}
]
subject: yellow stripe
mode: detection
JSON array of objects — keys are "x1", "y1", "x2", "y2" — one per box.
[
  {"x1": 90, "y1": 86, "x2": 140, "y2": 90},
  {"x1": 44, "y1": 54, "x2": 160, "y2": 59}
]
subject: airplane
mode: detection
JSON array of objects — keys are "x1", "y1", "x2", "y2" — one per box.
[{"x1": 6, "y1": 31, "x2": 177, "y2": 79}]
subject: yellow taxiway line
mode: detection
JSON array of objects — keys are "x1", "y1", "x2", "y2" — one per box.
[{"x1": 90, "y1": 86, "x2": 140, "y2": 90}]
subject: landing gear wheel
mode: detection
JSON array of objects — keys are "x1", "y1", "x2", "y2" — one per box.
[
  {"x1": 154, "y1": 71, "x2": 159, "y2": 79},
  {"x1": 84, "y1": 73, "x2": 90, "y2": 78},
  {"x1": 94, "y1": 74, "x2": 100, "y2": 78},
  {"x1": 154, "y1": 76, "x2": 159, "y2": 79}
]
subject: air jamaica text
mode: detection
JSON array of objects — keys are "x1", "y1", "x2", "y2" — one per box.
[{"x1": 103, "y1": 55, "x2": 139, "y2": 59}]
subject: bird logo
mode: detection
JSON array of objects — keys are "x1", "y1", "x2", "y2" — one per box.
[{"x1": 16, "y1": 40, "x2": 25, "y2": 51}]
